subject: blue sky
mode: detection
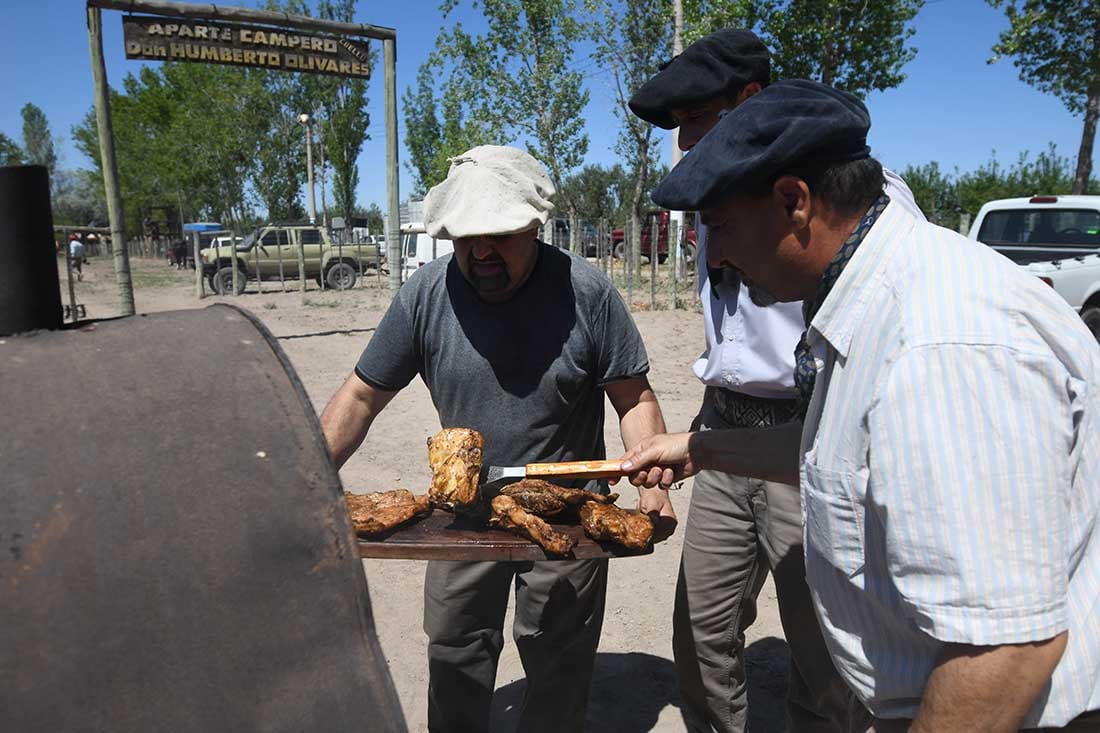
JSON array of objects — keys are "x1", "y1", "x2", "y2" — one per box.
[{"x1": 0, "y1": 0, "x2": 1092, "y2": 212}]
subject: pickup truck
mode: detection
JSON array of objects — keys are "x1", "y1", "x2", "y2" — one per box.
[
  {"x1": 969, "y1": 195, "x2": 1100, "y2": 341},
  {"x1": 1026, "y1": 254, "x2": 1100, "y2": 341},
  {"x1": 200, "y1": 224, "x2": 381, "y2": 294},
  {"x1": 610, "y1": 209, "x2": 698, "y2": 265}
]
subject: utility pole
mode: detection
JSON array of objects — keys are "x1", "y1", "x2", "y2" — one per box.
[
  {"x1": 300, "y1": 113, "x2": 317, "y2": 225},
  {"x1": 318, "y1": 114, "x2": 328, "y2": 228},
  {"x1": 671, "y1": 0, "x2": 684, "y2": 169},
  {"x1": 669, "y1": 0, "x2": 686, "y2": 279}
]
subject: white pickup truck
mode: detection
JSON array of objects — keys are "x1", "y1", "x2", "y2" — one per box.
[{"x1": 969, "y1": 195, "x2": 1100, "y2": 341}]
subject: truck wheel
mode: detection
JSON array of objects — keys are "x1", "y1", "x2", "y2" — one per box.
[
  {"x1": 1081, "y1": 306, "x2": 1100, "y2": 343},
  {"x1": 613, "y1": 241, "x2": 626, "y2": 260},
  {"x1": 213, "y1": 266, "x2": 246, "y2": 296},
  {"x1": 326, "y1": 262, "x2": 358, "y2": 290}
]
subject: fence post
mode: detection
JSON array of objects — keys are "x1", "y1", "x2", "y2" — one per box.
[
  {"x1": 669, "y1": 220, "x2": 679, "y2": 309},
  {"x1": 253, "y1": 233, "x2": 262, "y2": 294},
  {"x1": 193, "y1": 231, "x2": 203, "y2": 299},
  {"x1": 626, "y1": 219, "x2": 634, "y2": 311},
  {"x1": 296, "y1": 232, "x2": 308, "y2": 294},
  {"x1": 277, "y1": 232, "x2": 286, "y2": 291},
  {"x1": 650, "y1": 218, "x2": 658, "y2": 311}
]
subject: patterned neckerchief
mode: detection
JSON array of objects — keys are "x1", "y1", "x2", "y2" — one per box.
[{"x1": 794, "y1": 193, "x2": 891, "y2": 414}]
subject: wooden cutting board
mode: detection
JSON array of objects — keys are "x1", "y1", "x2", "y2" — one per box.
[{"x1": 356, "y1": 511, "x2": 655, "y2": 561}]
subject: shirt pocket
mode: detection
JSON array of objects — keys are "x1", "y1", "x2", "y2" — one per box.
[{"x1": 801, "y1": 461, "x2": 867, "y2": 580}]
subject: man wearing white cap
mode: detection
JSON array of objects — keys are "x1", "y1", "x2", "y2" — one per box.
[{"x1": 321, "y1": 145, "x2": 676, "y2": 732}]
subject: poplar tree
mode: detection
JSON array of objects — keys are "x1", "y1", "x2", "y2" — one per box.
[{"x1": 988, "y1": 0, "x2": 1100, "y2": 194}]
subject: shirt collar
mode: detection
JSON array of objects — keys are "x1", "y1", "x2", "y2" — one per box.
[{"x1": 807, "y1": 200, "x2": 916, "y2": 358}]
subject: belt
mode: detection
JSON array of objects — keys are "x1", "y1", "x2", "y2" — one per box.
[{"x1": 708, "y1": 386, "x2": 800, "y2": 428}]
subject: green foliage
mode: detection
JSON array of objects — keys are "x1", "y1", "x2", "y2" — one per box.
[
  {"x1": 52, "y1": 169, "x2": 108, "y2": 227},
  {"x1": 402, "y1": 62, "x2": 443, "y2": 194},
  {"x1": 987, "y1": 0, "x2": 1100, "y2": 192},
  {"x1": 432, "y1": 0, "x2": 590, "y2": 204},
  {"x1": 0, "y1": 132, "x2": 23, "y2": 166},
  {"x1": 989, "y1": 0, "x2": 1100, "y2": 115},
  {"x1": 559, "y1": 163, "x2": 630, "y2": 222},
  {"x1": 361, "y1": 202, "x2": 385, "y2": 232},
  {"x1": 899, "y1": 144, "x2": 1099, "y2": 227},
  {"x1": 315, "y1": 0, "x2": 372, "y2": 223},
  {"x1": 589, "y1": 0, "x2": 672, "y2": 225},
  {"x1": 403, "y1": 54, "x2": 510, "y2": 193},
  {"x1": 21, "y1": 103, "x2": 57, "y2": 175},
  {"x1": 73, "y1": 63, "x2": 266, "y2": 235},
  {"x1": 683, "y1": 0, "x2": 923, "y2": 96}
]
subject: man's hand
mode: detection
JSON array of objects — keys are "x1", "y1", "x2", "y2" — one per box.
[
  {"x1": 637, "y1": 486, "x2": 677, "y2": 542},
  {"x1": 619, "y1": 432, "x2": 699, "y2": 488}
]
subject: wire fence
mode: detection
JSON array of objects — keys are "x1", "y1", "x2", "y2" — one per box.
[{"x1": 81, "y1": 215, "x2": 705, "y2": 312}]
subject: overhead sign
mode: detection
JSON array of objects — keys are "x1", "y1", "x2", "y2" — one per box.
[{"x1": 122, "y1": 15, "x2": 371, "y2": 78}]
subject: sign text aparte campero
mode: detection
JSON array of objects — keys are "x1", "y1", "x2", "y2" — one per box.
[{"x1": 122, "y1": 15, "x2": 371, "y2": 78}]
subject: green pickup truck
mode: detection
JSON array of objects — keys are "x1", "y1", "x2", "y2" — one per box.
[{"x1": 200, "y1": 224, "x2": 381, "y2": 294}]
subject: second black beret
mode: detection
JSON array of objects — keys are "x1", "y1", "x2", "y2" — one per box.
[
  {"x1": 629, "y1": 28, "x2": 770, "y2": 130},
  {"x1": 651, "y1": 79, "x2": 872, "y2": 211}
]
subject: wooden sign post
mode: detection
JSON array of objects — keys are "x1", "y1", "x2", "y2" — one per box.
[{"x1": 85, "y1": 0, "x2": 403, "y2": 310}]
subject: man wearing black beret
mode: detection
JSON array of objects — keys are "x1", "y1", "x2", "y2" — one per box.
[
  {"x1": 628, "y1": 29, "x2": 921, "y2": 733},
  {"x1": 623, "y1": 79, "x2": 1100, "y2": 732}
]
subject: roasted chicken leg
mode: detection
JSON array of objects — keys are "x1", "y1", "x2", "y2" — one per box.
[
  {"x1": 578, "y1": 501, "x2": 654, "y2": 551},
  {"x1": 500, "y1": 479, "x2": 618, "y2": 517},
  {"x1": 489, "y1": 495, "x2": 577, "y2": 556}
]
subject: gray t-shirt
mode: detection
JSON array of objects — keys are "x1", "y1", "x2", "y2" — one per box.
[{"x1": 355, "y1": 243, "x2": 648, "y2": 477}]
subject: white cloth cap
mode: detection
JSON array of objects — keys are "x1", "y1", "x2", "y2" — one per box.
[{"x1": 423, "y1": 145, "x2": 556, "y2": 239}]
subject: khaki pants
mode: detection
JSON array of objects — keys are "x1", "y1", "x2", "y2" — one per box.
[
  {"x1": 423, "y1": 558, "x2": 608, "y2": 733},
  {"x1": 673, "y1": 389, "x2": 866, "y2": 733}
]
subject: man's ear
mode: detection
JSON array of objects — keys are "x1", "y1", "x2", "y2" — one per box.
[
  {"x1": 772, "y1": 176, "x2": 811, "y2": 230},
  {"x1": 735, "y1": 82, "x2": 763, "y2": 105}
]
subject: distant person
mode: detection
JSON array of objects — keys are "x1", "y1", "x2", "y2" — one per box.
[
  {"x1": 173, "y1": 239, "x2": 189, "y2": 270},
  {"x1": 69, "y1": 234, "x2": 85, "y2": 282}
]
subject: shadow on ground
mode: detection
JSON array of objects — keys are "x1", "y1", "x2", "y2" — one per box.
[{"x1": 488, "y1": 637, "x2": 790, "y2": 732}]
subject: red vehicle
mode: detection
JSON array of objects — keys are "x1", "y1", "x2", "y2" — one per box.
[{"x1": 611, "y1": 209, "x2": 697, "y2": 264}]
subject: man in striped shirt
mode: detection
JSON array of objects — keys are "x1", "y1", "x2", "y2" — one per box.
[{"x1": 624, "y1": 79, "x2": 1100, "y2": 731}]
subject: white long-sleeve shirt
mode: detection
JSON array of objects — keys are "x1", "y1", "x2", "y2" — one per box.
[{"x1": 693, "y1": 168, "x2": 924, "y2": 398}]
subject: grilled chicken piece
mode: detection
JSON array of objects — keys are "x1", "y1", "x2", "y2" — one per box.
[
  {"x1": 345, "y1": 489, "x2": 432, "y2": 536},
  {"x1": 500, "y1": 479, "x2": 619, "y2": 517},
  {"x1": 578, "y1": 501, "x2": 654, "y2": 551},
  {"x1": 489, "y1": 495, "x2": 577, "y2": 556},
  {"x1": 427, "y1": 428, "x2": 484, "y2": 512}
]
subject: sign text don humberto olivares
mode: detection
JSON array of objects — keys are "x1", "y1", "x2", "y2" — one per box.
[{"x1": 122, "y1": 15, "x2": 371, "y2": 78}]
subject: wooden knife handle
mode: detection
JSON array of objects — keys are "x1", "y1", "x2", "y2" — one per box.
[{"x1": 525, "y1": 460, "x2": 625, "y2": 480}]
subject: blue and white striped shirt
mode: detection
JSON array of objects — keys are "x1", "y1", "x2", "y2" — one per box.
[{"x1": 799, "y1": 201, "x2": 1100, "y2": 727}]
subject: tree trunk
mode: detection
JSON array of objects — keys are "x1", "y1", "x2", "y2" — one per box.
[{"x1": 1074, "y1": 80, "x2": 1100, "y2": 194}]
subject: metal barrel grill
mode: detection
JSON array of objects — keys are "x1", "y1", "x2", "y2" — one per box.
[{"x1": 0, "y1": 303, "x2": 407, "y2": 731}]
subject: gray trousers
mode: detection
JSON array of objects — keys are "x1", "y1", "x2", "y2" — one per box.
[
  {"x1": 423, "y1": 558, "x2": 608, "y2": 733},
  {"x1": 673, "y1": 389, "x2": 865, "y2": 733}
]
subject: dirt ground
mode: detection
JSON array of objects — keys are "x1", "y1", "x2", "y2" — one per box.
[{"x1": 68, "y1": 256, "x2": 790, "y2": 732}]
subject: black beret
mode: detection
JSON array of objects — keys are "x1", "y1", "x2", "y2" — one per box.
[
  {"x1": 650, "y1": 79, "x2": 872, "y2": 211},
  {"x1": 629, "y1": 29, "x2": 770, "y2": 130}
]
